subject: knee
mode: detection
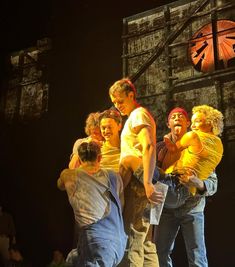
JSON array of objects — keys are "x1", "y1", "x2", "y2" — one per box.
[
  {"x1": 121, "y1": 156, "x2": 142, "y2": 171},
  {"x1": 120, "y1": 156, "x2": 133, "y2": 169}
]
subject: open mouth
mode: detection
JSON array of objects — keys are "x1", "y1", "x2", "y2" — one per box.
[{"x1": 174, "y1": 123, "x2": 182, "y2": 128}]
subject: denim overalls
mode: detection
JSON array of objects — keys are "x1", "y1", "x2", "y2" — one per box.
[{"x1": 77, "y1": 171, "x2": 127, "y2": 267}]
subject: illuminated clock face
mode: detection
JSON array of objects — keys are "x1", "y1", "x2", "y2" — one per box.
[{"x1": 189, "y1": 20, "x2": 235, "y2": 73}]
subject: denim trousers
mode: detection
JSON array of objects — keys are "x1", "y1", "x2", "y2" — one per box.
[
  {"x1": 78, "y1": 235, "x2": 123, "y2": 267},
  {"x1": 134, "y1": 165, "x2": 190, "y2": 209},
  {"x1": 154, "y1": 207, "x2": 208, "y2": 267}
]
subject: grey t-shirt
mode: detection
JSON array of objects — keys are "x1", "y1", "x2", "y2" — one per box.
[{"x1": 67, "y1": 168, "x2": 122, "y2": 227}]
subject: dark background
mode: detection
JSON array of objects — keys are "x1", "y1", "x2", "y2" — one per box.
[{"x1": 0, "y1": 0, "x2": 234, "y2": 266}]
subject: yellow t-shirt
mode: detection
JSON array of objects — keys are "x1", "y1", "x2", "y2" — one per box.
[
  {"x1": 100, "y1": 142, "x2": 120, "y2": 173},
  {"x1": 166, "y1": 131, "x2": 223, "y2": 195}
]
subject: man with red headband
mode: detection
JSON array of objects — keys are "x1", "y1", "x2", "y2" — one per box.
[{"x1": 154, "y1": 107, "x2": 218, "y2": 267}]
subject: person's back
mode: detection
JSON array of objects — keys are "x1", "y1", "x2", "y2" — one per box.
[
  {"x1": 68, "y1": 167, "x2": 113, "y2": 227},
  {"x1": 58, "y1": 141, "x2": 127, "y2": 267}
]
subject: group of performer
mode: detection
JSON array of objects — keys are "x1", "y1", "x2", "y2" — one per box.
[{"x1": 57, "y1": 78, "x2": 224, "y2": 267}]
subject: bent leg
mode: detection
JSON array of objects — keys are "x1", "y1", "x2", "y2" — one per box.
[
  {"x1": 121, "y1": 178, "x2": 159, "y2": 267},
  {"x1": 119, "y1": 156, "x2": 142, "y2": 188},
  {"x1": 143, "y1": 233, "x2": 159, "y2": 267},
  {"x1": 79, "y1": 241, "x2": 117, "y2": 267}
]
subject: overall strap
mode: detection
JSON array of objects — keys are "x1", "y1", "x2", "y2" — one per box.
[{"x1": 107, "y1": 170, "x2": 122, "y2": 215}]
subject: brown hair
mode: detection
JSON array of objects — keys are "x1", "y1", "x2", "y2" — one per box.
[
  {"x1": 84, "y1": 112, "x2": 101, "y2": 136},
  {"x1": 77, "y1": 141, "x2": 101, "y2": 162},
  {"x1": 109, "y1": 78, "x2": 137, "y2": 99},
  {"x1": 99, "y1": 109, "x2": 122, "y2": 125}
]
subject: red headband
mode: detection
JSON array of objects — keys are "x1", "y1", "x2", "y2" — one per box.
[{"x1": 168, "y1": 107, "x2": 189, "y2": 122}]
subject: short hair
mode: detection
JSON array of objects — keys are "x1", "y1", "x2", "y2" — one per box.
[
  {"x1": 77, "y1": 141, "x2": 101, "y2": 162},
  {"x1": 109, "y1": 78, "x2": 137, "y2": 99},
  {"x1": 99, "y1": 109, "x2": 122, "y2": 125},
  {"x1": 84, "y1": 112, "x2": 101, "y2": 136},
  {"x1": 192, "y1": 105, "x2": 224, "y2": 136}
]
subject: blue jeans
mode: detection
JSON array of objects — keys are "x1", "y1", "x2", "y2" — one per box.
[
  {"x1": 78, "y1": 235, "x2": 122, "y2": 266},
  {"x1": 154, "y1": 207, "x2": 208, "y2": 267},
  {"x1": 134, "y1": 166, "x2": 190, "y2": 209}
]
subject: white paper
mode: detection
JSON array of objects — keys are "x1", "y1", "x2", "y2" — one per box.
[{"x1": 149, "y1": 182, "x2": 168, "y2": 225}]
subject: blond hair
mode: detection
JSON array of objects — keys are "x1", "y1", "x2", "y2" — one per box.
[
  {"x1": 109, "y1": 78, "x2": 137, "y2": 99},
  {"x1": 192, "y1": 105, "x2": 224, "y2": 136}
]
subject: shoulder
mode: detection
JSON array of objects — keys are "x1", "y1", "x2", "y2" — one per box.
[
  {"x1": 185, "y1": 131, "x2": 198, "y2": 139},
  {"x1": 182, "y1": 131, "x2": 202, "y2": 150},
  {"x1": 130, "y1": 107, "x2": 155, "y2": 128},
  {"x1": 132, "y1": 107, "x2": 152, "y2": 118},
  {"x1": 60, "y1": 168, "x2": 78, "y2": 181},
  {"x1": 182, "y1": 131, "x2": 200, "y2": 145},
  {"x1": 60, "y1": 168, "x2": 74, "y2": 176}
]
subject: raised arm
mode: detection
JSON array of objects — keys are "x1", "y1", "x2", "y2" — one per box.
[{"x1": 177, "y1": 131, "x2": 202, "y2": 153}]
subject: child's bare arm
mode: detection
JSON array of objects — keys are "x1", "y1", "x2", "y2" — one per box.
[{"x1": 179, "y1": 131, "x2": 202, "y2": 153}]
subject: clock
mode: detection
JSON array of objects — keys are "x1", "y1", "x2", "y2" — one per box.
[{"x1": 189, "y1": 19, "x2": 235, "y2": 72}]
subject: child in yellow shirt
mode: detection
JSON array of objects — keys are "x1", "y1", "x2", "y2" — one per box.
[{"x1": 165, "y1": 105, "x2": 223, "y2": 195}]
